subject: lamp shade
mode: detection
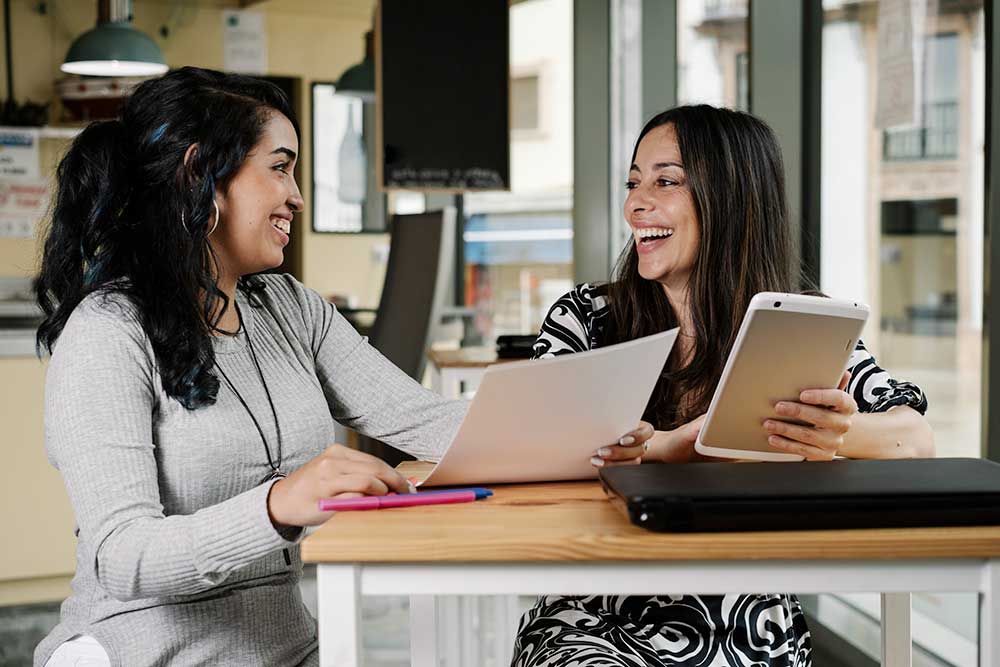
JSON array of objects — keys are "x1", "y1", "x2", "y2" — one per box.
[
  {"x1": 334, "y1": 57, "x2": 374, "y2": 101},
  {"x1": 334, "y1": 30, "x2": 375, "y2": 101},
  {"x1": 61, "y1": 22, "x2": 168, "y2": 77}
]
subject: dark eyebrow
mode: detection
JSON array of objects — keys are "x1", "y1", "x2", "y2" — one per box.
[
  {"x1": 629, "y1": 161, "x2": 684, "y2": 173},
  {"x1": 271, "y1": 147, "x2": 297, "y2": 161}
]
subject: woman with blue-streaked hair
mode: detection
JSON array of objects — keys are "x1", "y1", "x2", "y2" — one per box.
[{"x1": 30, "y1": 66, "x2": 476, "y2": 667}]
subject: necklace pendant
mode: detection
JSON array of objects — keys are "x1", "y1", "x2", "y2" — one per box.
[{"x1": 262, "y1": 469, "x2": 286, "y2": 484}]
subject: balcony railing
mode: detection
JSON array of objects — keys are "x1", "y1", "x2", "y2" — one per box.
[{"x1": 883, "y1": 101, "x2": 959, "y2": 161}]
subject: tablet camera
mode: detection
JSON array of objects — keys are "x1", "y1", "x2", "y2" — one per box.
[{"x1": 773, "y1": 301, "x2": 782, "y2": 308}]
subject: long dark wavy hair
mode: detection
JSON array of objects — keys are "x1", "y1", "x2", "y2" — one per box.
[
  {"x1": 604, "y1": 105, "x2": 798, "y2": 430},
  {"x1": 34, "y1": 66, "x2": 298, "y2": 410}
]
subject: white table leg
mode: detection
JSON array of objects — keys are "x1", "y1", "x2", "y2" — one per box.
[
  {"x1": 430, "y1": 364, "x2": 443, "y2": 395},
  {"x1": 317, "y1": 564, "x2": 362, "y2": 667},
  {"x1": 409, "y1": 595, "x2": 439, "y2": 667},
  {"x1": 880, "y1": 592, "x2": 911, "y2": 667},
  {"x1": 981, "y1": 560, "x2": 1000, "y2": 667},
  {"x1": 440, "y1": 368, "x2": 462, "y2": 400}
]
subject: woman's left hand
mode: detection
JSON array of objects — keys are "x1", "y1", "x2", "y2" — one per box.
[
  {"x1": 591, "y1": 421, "x2": 655, "y2": 467},
  {"x1": 762, "y1": 371, "x2": 857, "y2": 461}
]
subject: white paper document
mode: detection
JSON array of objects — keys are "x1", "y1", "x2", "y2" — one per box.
[{"x1": 421, "y1": 329, "x2": 679, "y2": 486}]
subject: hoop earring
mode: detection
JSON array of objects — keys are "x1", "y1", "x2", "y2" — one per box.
[
  {"x1": 207, "y1": 200, "x2": 220, "y2": 237},
  {"x1": 180, "y1": 211, "x2": 189, "y2": 233}
]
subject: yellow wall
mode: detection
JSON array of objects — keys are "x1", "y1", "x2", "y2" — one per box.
[
  {"x1": 0, "y1": 358, "x2": 76, "y2": 599},
  {"x1": 0, "y1": 0, "x2": 389, "y2": 596},
  {"x1": 0, "y1": 0, "x2": 388, "y2": 306}
]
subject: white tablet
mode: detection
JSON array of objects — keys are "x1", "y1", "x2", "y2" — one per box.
[
  {"x1": 421, "y1": 328, "x2": 678, "y2": 486},
  {"x1": 694, "y1": 292, "x2": 869, "y2": 461}
]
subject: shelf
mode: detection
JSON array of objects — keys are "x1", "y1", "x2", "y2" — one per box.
[{"x1": 38, "y1": 126, "x2": 83, "y2": 140}]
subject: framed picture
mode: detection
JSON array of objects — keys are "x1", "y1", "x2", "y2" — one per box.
[{"x1": 311, "y1": 82, "x2": 385, "y2": 233}]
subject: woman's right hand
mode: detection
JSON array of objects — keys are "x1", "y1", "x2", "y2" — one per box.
[
  {"x1": 267, "y1": 444, "x2": 414, "y2": 528},
  {"x1": 645, "y1": 415, "x2": 709, "y2": 463}
]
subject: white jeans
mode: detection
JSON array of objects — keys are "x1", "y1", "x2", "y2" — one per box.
[{"x1": 43, "y1": 635, "x2": 110, "y2": 667}]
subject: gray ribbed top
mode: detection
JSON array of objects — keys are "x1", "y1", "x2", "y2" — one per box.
[{"x1": 34, "y1": 274, "x2": 467, "y2": 667}]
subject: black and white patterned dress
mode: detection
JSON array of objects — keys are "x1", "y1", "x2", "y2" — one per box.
[{"x1": 511, "y1": 283, "x2": 928, "y2": 667}]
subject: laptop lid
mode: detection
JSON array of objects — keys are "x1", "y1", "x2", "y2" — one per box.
[{"x1": 599, "y1": 458, "x2": 1000, "y2": 532}]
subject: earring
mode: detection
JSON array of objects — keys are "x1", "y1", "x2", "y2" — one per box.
[
  {"x1": 180, "y1": 211, "x2": 189, "y2": 233},
  {"x1": 207, "y1": 200, "x2": 220, "y2": 236}
]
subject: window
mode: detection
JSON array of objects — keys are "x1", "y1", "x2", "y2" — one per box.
[
  {"x1": 817, "y1": 2, "x2": 984, "y2": 659},
  {"x1": 678, "y1": 0, "x2": 748, "y2": 109},
  {"x1": 883, "y1": 33, "x2": 960, "y2": 160},
  {"x1": 459, "y1": 0, "x2": 574, "y2": 345},
  {"x1": 822, "y1": 4, "x2": 983, "y2": 460},
  {"x1": 511, "y1": 74, "x2": 541, "y2": 132}
]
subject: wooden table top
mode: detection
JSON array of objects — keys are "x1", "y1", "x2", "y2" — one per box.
[
  {"x1": 300, "y1": 462, "x2": 1000, "y2": 563},
  {"x1": 427, "y1": 347, "x2": 512, "y2": 368}
]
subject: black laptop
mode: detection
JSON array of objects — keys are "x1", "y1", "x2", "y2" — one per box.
[{"x1": 599, "y1": 458, "x2": 1000, "y2": 532}]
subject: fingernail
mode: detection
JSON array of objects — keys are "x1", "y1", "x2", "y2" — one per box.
[
  {"x1": 775, "y1": 403, "x2": 792, "y2": 415},
  {"x1": 619, "y1": 436, "x2": 635, "y2": 446},
  {"x1": 763, "y1": 420, "x2": 777, "y2": 431},
  {"x1": 768, "y1": 436, "x2": 783, "y2": 447},
  {"x1": 801, "y1": 391, "x2": 817, "y2": 402},
  {"x1": 407, "y1": 482, "x2": 417, "y2": 493},
  {"x1": 590, "y1": 456, "x2": 605, "y2": 467},
  {"x1": 597, "y1": 447, "x2": 612, "y2": 457}
]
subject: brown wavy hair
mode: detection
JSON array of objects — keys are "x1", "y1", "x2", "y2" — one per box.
[{"x1": 604, "y1": 105, "x2": 800, "y2": 430}]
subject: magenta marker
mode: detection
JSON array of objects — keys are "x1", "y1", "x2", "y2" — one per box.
[{"x1": 318, "y1": 487, "x2": 493, "y2": 512}]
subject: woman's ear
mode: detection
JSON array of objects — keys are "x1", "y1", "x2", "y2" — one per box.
[
  {"x1": 181, "y1": 143, "x2": 200, "y2": 189},
  {"x1": 183, "y1": 143, "x2": 198, "y2": 167}
]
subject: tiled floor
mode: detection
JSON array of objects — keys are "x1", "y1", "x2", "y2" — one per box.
[
  {"x1": 1, "y1": 582, "x2": 412, "y2": 667},
  {"x1": 0, "y1": 602, "x2": 60, "y2": 667}
]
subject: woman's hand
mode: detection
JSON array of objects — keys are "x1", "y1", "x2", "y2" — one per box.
[
  {"x1": 763, "y1": 371, "x2": 857, "y2": 461},
  {"x1": 590, "y1": 421, "x2": 655, "y2": 467},
  {"x1": 267, "y1": 444, "x2": 414, "y2": 527},
  {"x1": 644, "y1": 415, "x2": 709, "y2": 463}
]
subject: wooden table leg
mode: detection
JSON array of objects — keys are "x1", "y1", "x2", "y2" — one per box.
[
  {"x1": 880, "y1": 592, "x2": 912, "y2": 667},
  {"x1": 409, "y1": 595, "x2": 439, "y2": 667},
  {"x1": 318, "y1": 564, "x2": 362, "y2": 667}
]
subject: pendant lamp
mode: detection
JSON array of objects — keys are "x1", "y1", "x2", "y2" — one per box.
[
  {"x1": 334, "y1": 30, "x2": 374, "y2": 101},
  {"x1": 61, "y1": 0, "x2": 167, "y2": 77}
]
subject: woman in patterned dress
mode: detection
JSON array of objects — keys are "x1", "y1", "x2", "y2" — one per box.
[{"x1": 510, "y1": 105, "x2": 934, "y2": 667}]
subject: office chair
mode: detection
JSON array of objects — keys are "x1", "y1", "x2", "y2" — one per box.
[{"x1": 356, "y1": 208, "x2": 456, "y2": 465}]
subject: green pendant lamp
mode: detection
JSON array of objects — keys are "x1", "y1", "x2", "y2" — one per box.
[
  {"x1": 335, "y1": 30, "x2": 374, "y2": 101},
  {"x1": 61, "y1": 0, "x2": 167, "y2": 77}
]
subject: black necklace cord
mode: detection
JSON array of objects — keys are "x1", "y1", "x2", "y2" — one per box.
[
  {"x1": 213, "y1": 303, "x2": 284, "y2": 478},
  {"x1": 213, "y1": 302, "x2": 292, "y2": 566}
]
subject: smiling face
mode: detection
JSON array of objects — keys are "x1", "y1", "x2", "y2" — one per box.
[
  {"x1": 624, "y1": 123, "x2": 700, "y2": 291},
  {"x1": 210, "y1": 111, "x2": 304, "y2": 279}
]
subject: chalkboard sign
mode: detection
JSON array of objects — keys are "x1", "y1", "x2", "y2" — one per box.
[{"x1": 377, "y1": 0, "x2": 509, "y2": 191}]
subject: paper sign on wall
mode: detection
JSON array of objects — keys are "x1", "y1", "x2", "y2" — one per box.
[
  {"x1": 0, "y1": 128, "x2": 40, "y2": 180},
  {"x1": 223, "y1": 10, "x2": 267, "y2": 75},
  {"x1": 0, "y1": 180, "x2": 49, "y2": 239}
]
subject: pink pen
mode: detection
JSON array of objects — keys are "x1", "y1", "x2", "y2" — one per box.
[{"x1": 318, "y1": 488, "x2": 493, "y2": 512}]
